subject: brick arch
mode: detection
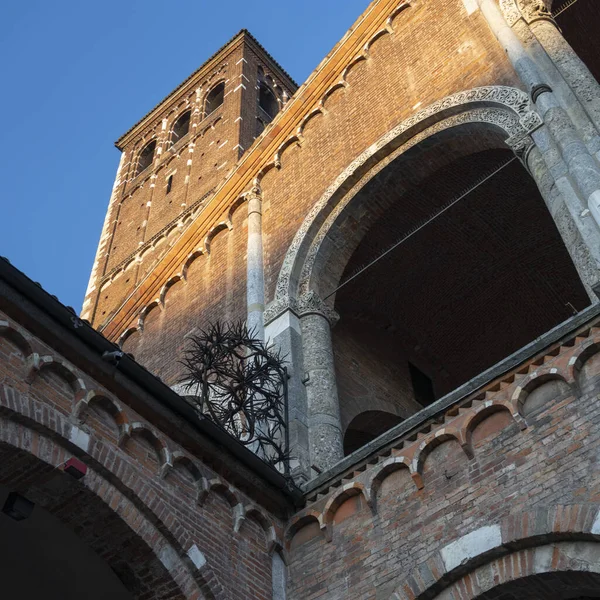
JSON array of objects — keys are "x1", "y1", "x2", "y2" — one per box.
[
  {"x1": 388, "y1": 504, "x2": 600, "y2": 600},
  {"x1": 0, "y1": 417, "x2": 218, "y2": 600},
  {"x1": 266, "y1": 85, "x2": 540, "y2": 320}
]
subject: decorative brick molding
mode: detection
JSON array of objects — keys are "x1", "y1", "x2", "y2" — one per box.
[
  {"x1": 286, "y1": 321, "x2": 600, "y2": 546},
  {"x1": 0, "y1": 313, "x2": 284, "y2": 599}
]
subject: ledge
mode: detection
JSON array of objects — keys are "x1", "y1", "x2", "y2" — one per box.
[{"x1": 304, "y1": 301, "x2": 600, "y2": 496}]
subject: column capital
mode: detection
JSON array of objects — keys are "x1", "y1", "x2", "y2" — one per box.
[
  {"x1": 506, "y1": 132, "x2": 536, "y2": 168},
  {"x1": 500, "y1": 0, "x2": 555, "y2": 27},
  {"x1": 297, "y1": 291, "x2": 339, "y2": 327}
]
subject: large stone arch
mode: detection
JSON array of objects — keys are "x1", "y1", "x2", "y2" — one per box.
[
  {"x1": 265, "y1": 85, "x2": 543, "y2": 322},
  {"x1": 388, "y1": 504, "x2": 600, "y2": 600},
  {"x1": 0, "y1": 405, "x2": 220, "y2": 599}
]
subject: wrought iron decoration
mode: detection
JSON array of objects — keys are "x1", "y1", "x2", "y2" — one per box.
[{"x1": 180, "y1": 321, "x2": 290, "y2": 471}]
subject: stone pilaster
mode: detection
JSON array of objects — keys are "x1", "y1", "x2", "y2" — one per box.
[{"x1": 247, "y1": 189, "x2": 265, "y2": 340}]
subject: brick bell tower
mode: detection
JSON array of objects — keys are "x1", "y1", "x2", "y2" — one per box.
[{"x1": 82, "y1": 30, "x2": 296, "y2": 328}]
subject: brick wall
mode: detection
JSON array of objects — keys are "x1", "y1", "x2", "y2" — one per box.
[
  {"x1": 285, "y1": 320, "x2": 600, "y2": 599},
  {"x1": 0, "y1": 310, "x2": 287, "y2": 599}
]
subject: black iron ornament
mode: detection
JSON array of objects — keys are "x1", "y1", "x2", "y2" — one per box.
[{"x1": 180, "y1": 321, "x2": 290, "y2": 472}]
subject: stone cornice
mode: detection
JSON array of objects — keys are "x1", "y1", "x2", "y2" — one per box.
[{"x1": 100, "y1": 0, "x2": 412, "y2": 341}]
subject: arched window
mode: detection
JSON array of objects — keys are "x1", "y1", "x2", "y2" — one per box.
[
  {"x1": 170, "y1": 110, "x2": 191, "y2": 146},
  {"x1": 256, "y1": 118, "x2": 266, "y2": 137},
  {"x1": 259, "y1": 83, "x2": 279, "y2": 121},
  {"x1": 136, "y1": 140, "x2": 156, "y2": 176},
  {"x1": 205, "y1": 82, "x2": 225, "y2": 117}
]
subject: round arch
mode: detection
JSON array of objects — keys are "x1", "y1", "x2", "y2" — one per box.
[
  {"x1": 266, "y1": 85, "x2": 542, "y2": 320},
  {"x1": 388, "y1": 505, "x2": 600, "y2": 600},
  {"x1": 0, "y1": 415, "x2": 217, "y2": 600}
]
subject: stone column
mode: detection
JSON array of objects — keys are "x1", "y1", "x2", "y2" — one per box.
[
  {"x1": 511, "y1": 18, "x2": 600, "y2": 158},
  {"x1": 477, "y1": 0, "x2": 600, "y2": 231},
  {"x1": 523, "y1": 140, "x2": 600, "y2": 298},
  {"x1": 246, "y1": 190, "x2": 265, "y2": 340},
  {"x1": 528, "y1": 14, "x2": 600, "y2": 131},
  {"x1": 298, "y1": 292, "x2": 344, "y2": 473}
]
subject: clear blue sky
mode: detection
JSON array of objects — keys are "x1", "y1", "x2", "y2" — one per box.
[{"x1": 0, "y1": 0, "x2": 368, "y2": 312}]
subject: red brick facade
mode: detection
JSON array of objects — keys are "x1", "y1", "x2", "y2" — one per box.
[
  {"x1": 285, "y1": 320, "x2": 600, "y2": 598},
  {"x1": 0, "y1": 284, "x2": 292, "y2": 599},
  {"x1": 9, "y1": 0, "x2": 600, "y2": 597}
]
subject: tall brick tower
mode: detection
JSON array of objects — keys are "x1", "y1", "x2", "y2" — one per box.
[{"x1": 82, "y1": 30, "x2": 296, "y2": 331}]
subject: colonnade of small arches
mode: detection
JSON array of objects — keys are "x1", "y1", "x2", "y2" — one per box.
[
  {"x1": 284, "y1": 324, "x2": 600, "y2": 545},
  {"x1": 0, "y1": 317, "x2": 286, "y2": 597}
]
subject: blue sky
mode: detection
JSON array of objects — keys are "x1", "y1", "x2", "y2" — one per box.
[{"x1": 0, "y1": 0, "x2": 368, "y2": 312}]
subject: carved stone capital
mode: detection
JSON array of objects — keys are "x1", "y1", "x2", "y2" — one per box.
[
  {"x1": 264, "y1": 298, "x2": 298, "y2": 325},
  {"x1": 506, "y1": 133, "x2": 535, "y2": 168},
  {"x1": 500, "y1": 0, "x2": 555, "y2": 27},
  {"x1": 297, "y1": 292, "x2": 339, "y2": 326}
]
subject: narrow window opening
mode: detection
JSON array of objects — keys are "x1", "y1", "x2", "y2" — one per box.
[
  {"x1": 136, "y1": 140, "x2": 156, "y2": 176},
  {"x1": 258, "y1": 83, "x2": 279, "y2": 121},
  {"x1": 205, "y1": 83, "x2": 225, "y2": 117},
  {"x1": 166, "y1": 175, "x2": 173, "y2": 194},
  {"x1": 408, "y1": 362, "x2": 436, "y2": 408},
  {"x1": 171, "y1": 110, "x2": 191, "y2": 146}
]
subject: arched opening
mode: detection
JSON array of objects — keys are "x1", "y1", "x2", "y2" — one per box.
[
  {"x1": 136, "y1": 140, "x2": 156, "y2": 176},
  {"x1": 0, "y1": 483, "x2": 132, "y2": 599},
  {"x1": 554, "y1": 0, "x2": 600, "y2": 82},
  {"x1": 471, "y1": 570, "x2": 600, "y2": 600},
  {"x1": 343, "y1": 411, "x2": 404, "y2": 455},
  {"x1": 316, "y1": 122, "x2": 590, "y2": 452},
  {"x1": 170, "y1": 110, "x2": 191, "y2": 146},
  {"x1": 205, "y1": 82, "x2": 225, "y2": 117},
  {"x1": 0, "y1": 436, "x2": 189, "y2": 599},
  {"x1": 259, "y1": 83, "x2": 279, "y2": 121}
]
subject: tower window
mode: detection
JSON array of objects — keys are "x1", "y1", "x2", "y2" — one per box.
[
  {"x1": 408, "y1": 362, "x2": 436, "y2": 408},
  {"x1": 171, "y1": 110, "x2": 191, "y2": 146},
  {"x1": 205, "y1": 82, "x2": 225, "y2": 117},
  {"x1": 166, "y1": 175, "x2": 173, "y2": 194},
  {"x1": 258, "y1": 83, "x2": 279, "y2": 121},
  {"x1": 256, "y1": 118, "x2": 266, "y2": 137},
  {"x1": 136, "y1": 140, "x2": 156, "y2": 176}
]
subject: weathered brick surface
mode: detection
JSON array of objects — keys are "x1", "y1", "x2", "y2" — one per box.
[
  {"x1": 85, "y1": 31, "x2": 295, "y2": 331},
  {"x1": 0, "y1": 311, "x2": 285, "y2": 599},
  {"x1": 89, "y1": 0, "x2": 521, "y2": 388},
  {"x1": 285, "y1": 323, "x2": 600, "y2": 599}
]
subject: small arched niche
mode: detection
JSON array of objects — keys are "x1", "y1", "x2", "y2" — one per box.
[
  {"x1": 170, "y1": 110, "x2": 191, "y2": 146},
  {"x1": 205, "y1": 82, "x2": 225, "y2": 117},
  {"x1": 344, "y1": 411, "x2": 404, "y2": 456},
  {"x1": 259, "y1": 82, "x2": 279, "y2": 121},
  {"x1": 135, "y1": 140, "x2": 156, "y2": 176}
]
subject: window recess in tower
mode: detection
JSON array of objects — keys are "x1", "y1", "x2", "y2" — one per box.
[
  {"x1": 136, "y1": 140, "x2": 156, "y2": 177},
  {"x1": 258, "y1": 83, "x2": 279, "y2": 122},
  {"x1": 170, "y1": 110, "x2": 191, "y2": 147},
  {"x1": 166, "y1": 175, "x2": 173, "y2": 194},
  {"x1": 205, "y1": 82, "x2": 225, "y2": 118}
]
